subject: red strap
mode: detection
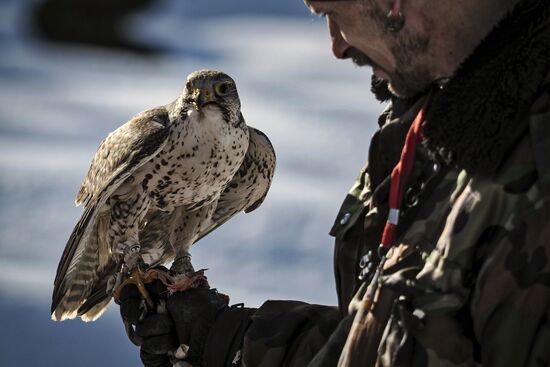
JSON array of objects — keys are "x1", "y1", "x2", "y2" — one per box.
[{"x1": 380, "y1": 97, "x2": 430, "y2": 250}]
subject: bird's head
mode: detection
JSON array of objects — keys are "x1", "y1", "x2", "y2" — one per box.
[{"x1": 183, "y1": 69, "x2": 241, "y2": 120}]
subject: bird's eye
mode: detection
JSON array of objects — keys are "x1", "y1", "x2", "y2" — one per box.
[
  {"x1": 214, "y1": 82, "x2": 231, "y2": 96},
  {"x1": 186, "y1": 81, "x2": 193, "y2": 90}
]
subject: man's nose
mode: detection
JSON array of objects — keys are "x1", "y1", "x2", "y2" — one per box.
[{"x1": 328, "y1": 17, "x2": 349, "y2": 59}]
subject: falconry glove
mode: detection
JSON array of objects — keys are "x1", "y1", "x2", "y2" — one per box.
[{"x1": 119, "y1": 279, "x2": 256, "y2": 367}]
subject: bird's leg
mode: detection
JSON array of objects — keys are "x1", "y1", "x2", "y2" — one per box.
[
  {"x1": 106, "y1": 242, "x2": 138, "y2": 296},
  {"x1": 111, "y1": 242, "x2": 157, "y2": 309},
  {"x1": 108, "y1": 187, "x2": 166, "y2": 306},
  {"x1": 121, "y1": 241, "x2": 142, "y2": 270},
  {"x1": 167, "y1": 250, "x2": 209, "y2": 293},
  {"x1": 171, "y1": 250, "x2": 195, "y2": 275},
  {"x1": 162, "y1": 206, "x2": 213, "y2": 293}
]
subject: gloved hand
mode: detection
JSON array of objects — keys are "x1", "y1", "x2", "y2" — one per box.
[{"x1": 119, "y1": 274, "x2": 255, "y2": 367}]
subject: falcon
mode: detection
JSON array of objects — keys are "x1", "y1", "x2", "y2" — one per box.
[{"x1": 51, "y1": 69, "x2": 276, "y2": 322}]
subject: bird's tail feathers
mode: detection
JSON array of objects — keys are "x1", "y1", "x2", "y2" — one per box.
[
  {"x1": 51, "y1": 202, "x2": 109, "y2": 321},
  {"x1": 80, "y1": 297, "x2": 111, "y2": 322},
  {"x1": 76, "y1": 260, "x2": 117, "y2": 321}
]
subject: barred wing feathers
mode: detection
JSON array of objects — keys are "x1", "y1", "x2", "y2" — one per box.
[
  {"x1": 196, "y1": 126, "x2": 276, "y2": 242},
  {"x1": 51, "y1": 107, "x2": 171, "y2": 321}
]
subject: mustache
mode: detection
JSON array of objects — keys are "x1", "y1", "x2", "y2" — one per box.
[
  {"x1": 343, "y1": 47, "x2": 373, "y2": 67},
  {"x1": 343, "y1": 48, "x2": 397, "y2": 102}
]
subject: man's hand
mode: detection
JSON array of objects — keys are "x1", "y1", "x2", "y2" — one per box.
[{"x1": 118, "y1": 273, "x2": 232, "y2": 366}]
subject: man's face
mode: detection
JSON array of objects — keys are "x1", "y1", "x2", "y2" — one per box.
[{"x1": 305, "y1": 0, "x2": 432, "y2": 98}]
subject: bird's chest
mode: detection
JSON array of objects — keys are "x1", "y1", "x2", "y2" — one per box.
[{"x1": 142, "y1": 109, "x2": 248, "y2": 211}]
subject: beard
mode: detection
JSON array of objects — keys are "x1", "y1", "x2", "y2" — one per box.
[
  {"x1": 343, "y1": 48, "x2": 392, "y2": 101},
  {"x1": 386, "y1": 64, "x2": 432, "y2": 98},
  {"x1": 343, "y1": 47, "x2": 373, "y2": 68},
  {"x1": 370, "y1": 75, "x2": 393, "y2": 102},
  {"x1": 344, "y1": 32, "x2": 432, "y2": 99}
]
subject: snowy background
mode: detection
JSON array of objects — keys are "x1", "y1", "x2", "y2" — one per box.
[{"x1": 0, "y1": 0, "x2": 382, "y2": 365}]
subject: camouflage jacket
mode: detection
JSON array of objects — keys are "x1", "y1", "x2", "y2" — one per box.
[{"x1": 231, "y1": 1, "x2": 550, "y2": 366}]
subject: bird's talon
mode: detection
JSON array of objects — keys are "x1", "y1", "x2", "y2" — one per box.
[{"x1": 112, "y1": 269, "x2": 155, "y2": 309}]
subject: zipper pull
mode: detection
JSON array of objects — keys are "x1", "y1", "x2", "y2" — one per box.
[{"x1": 361, "y1": 247, "x2": 393, "y2": 311}]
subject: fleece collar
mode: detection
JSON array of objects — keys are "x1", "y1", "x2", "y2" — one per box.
[{"x1": 422, "y1": 0, "x2": 550, "y2": 175}]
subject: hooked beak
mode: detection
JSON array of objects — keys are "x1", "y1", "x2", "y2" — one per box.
[{"x1": 192, "y1": 87, "x2": 216, "y2": 109}]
